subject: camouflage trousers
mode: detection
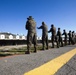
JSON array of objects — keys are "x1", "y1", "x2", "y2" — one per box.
[
  {"x1": 59, "y1": 37, "x2": 63, "y2": 47},
  {"x1": 42, "y1": 35, "x2": 48, "y2": 49},
  {"x1": 64, "y1": 38, "x2": 67, "y2": 46},
  {"x1": 68, "y1": 37, "x2": 72, "y2": 45},
  {"x1": 27, "y1": 32, "x2": 37, "y2": 50},
  {"x1": 51, "y1": 35, "x2": 59, "y2": 48}
]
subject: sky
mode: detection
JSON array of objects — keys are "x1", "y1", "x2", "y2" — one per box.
[{"x1": 0, "y1": 0, "x2": 76, "y2": 37}]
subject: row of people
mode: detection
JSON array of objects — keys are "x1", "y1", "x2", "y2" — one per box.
[
  {"x1": 25, "y1": 16, "x2": 76, "y2": 54},
  {"x1": 57, "y1": 28, "x2": 76, "y2": 47}
]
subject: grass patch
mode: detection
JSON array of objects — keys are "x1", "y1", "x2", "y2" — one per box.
[
  {"x1": 0, "y1": 45, "x2": 51, "y2": 57},
  {"x1": 0, "y1": 52, "x2": 13, "y2": 57},
  {"x1": 0, "y1": 45, "x2": 43, "y2": 57}
]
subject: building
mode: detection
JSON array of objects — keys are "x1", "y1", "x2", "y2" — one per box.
[{"x1": 0, "y1": 32, "x2": 27, "y2": 40}]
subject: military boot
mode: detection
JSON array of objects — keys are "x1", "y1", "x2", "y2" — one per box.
[
  {"x1": 46, "y1": 46, "x2": 48, "y2": 50},
  {"x1": 25, "y1": 46, "x2": 30, "y2": 54},
  {"x1": 25, "y1": 51, "x2": 30, "y2": 54},
  {"x1": 46, "y1": 43, "x2": 48, "y2": 50},
  {"x1": 57, "y1": 42, "x2": 59, "y2": 48},
  {"x1": 41, "y1": 44, "x2": 45, "y2": 50},
  {"x1": 33, "y1": 46, "x2": 37, "y2": 53},
  {"x1": 41, "y1": 46, "x2": 45, "y2": 50}
]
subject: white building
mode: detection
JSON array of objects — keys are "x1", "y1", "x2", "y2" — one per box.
[
  {"x1": 16, "y1": 35, "x2": 20, "y2": 39},
  {"x1": 22, "y1": 35, "x2": 25, "y2": 39},
  {"x1": 0, "y1": 34, "x2": 5, "y2": 39},
  {"x1": 9, "y1": 35, "x2": 13, "y2": 39}
]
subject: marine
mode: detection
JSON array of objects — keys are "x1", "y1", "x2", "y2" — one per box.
[
  {"x1": 37, "y1": 22, "x2": 48, "y2": 50},
  {"x1": 25, "y1": 16, "x2": 37, "y2": 54},
  {"x1": 68, "y1": 30, "x2": 72, "y2": 45},
  {"x1": 48, "y1": 24, "x2": 59, "y2": 48},
  {"x1": 72, "y1": 31, "x2": 75, "y2": 44},
  {"x1": 57, "y1": 28, "x2": 63, "y2": 47},
  {"x1": 62, "y1": 29, "x2": 67, "y2": 46}
]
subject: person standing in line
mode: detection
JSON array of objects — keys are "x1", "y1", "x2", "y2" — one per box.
[
  {"x1": 57, "y1": 28, "x2": 63, "y2": 47},
  {"x1": 37, "y1": 22, "x2": 48, "y2": 50},
  {"x1": 68, "y1": 30, "x2": 72, "y2": 45},
  {"x1": 72, "y1": 31, "x2": 75, "y2": 44},
  {"x1": 25, "y1": 16, "x2": 37, "y2": 54},
  {"x1": 62, "y1": 29, "x2": 67, "y2": 46},
  {"x1": 48, "y1": 24, "x2": 59, "y2": 48}
]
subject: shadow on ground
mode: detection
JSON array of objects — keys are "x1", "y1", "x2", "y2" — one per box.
[{"x1": 0, "y1": 54, "x2": 13, "y2": 57}]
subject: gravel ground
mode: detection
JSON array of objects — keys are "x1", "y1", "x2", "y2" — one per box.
[
  {"x1": 0, "y1": 45, "x2": 27, "y2": 50},
  {"x1": 0, "y1": 45, "x2": 76, "y2": 75}
]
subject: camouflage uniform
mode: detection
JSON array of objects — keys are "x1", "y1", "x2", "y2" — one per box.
[
  {"x1": 48, "y1": 24, "x2": 59, "y2": 48},
  {"x1": 72, "y1": 31, "x2": 75, "y2": 44},
  {"x1": 25, "y1": 16, "x2": 37, "y2": 54},
  {"x1": 57, "y1": 28, "x2": 63, "y2": 47},
  {"x1": 62, "y1": 30, "x2": 67, "y2": 46},
  {"x1": 37, "y1": 22, "x2": 48, "y2": 50},
  {"x1": 68, "y1": 31, "x2": 72, "y2": 45}
]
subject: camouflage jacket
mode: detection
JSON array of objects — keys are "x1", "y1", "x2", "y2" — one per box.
[
  {"x1": 57, "y1": 30, "x2": 62, "y2": 37},
  {"x1": 38, "y1": 24, "x2": 48, "y2": 36},
  {"x1": 26, "y1": 19, "x2": 36, "y2": 33},
  {"x1": 48, "y1": 27, "x2": 56, "y2": 36}
]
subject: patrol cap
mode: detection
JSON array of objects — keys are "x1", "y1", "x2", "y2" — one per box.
[
  {"x1": 63, "y1": 29, "x2": 65, "y2": 31},
  {"x1": 58, "y1": 28, "x2": 60, "y2": 30},
  {"x1": 42, "y1": 21, "x2": 45, "y2": 24},
  {"x1": 27, "y1": 16, "x2": 34, "y2": 20},
  {"x1": 51, "y1": 24, "x2": 54, "y2": 27},
  {"x1": 72, "y1": 31, "x2": 74, "y2": 33}
]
